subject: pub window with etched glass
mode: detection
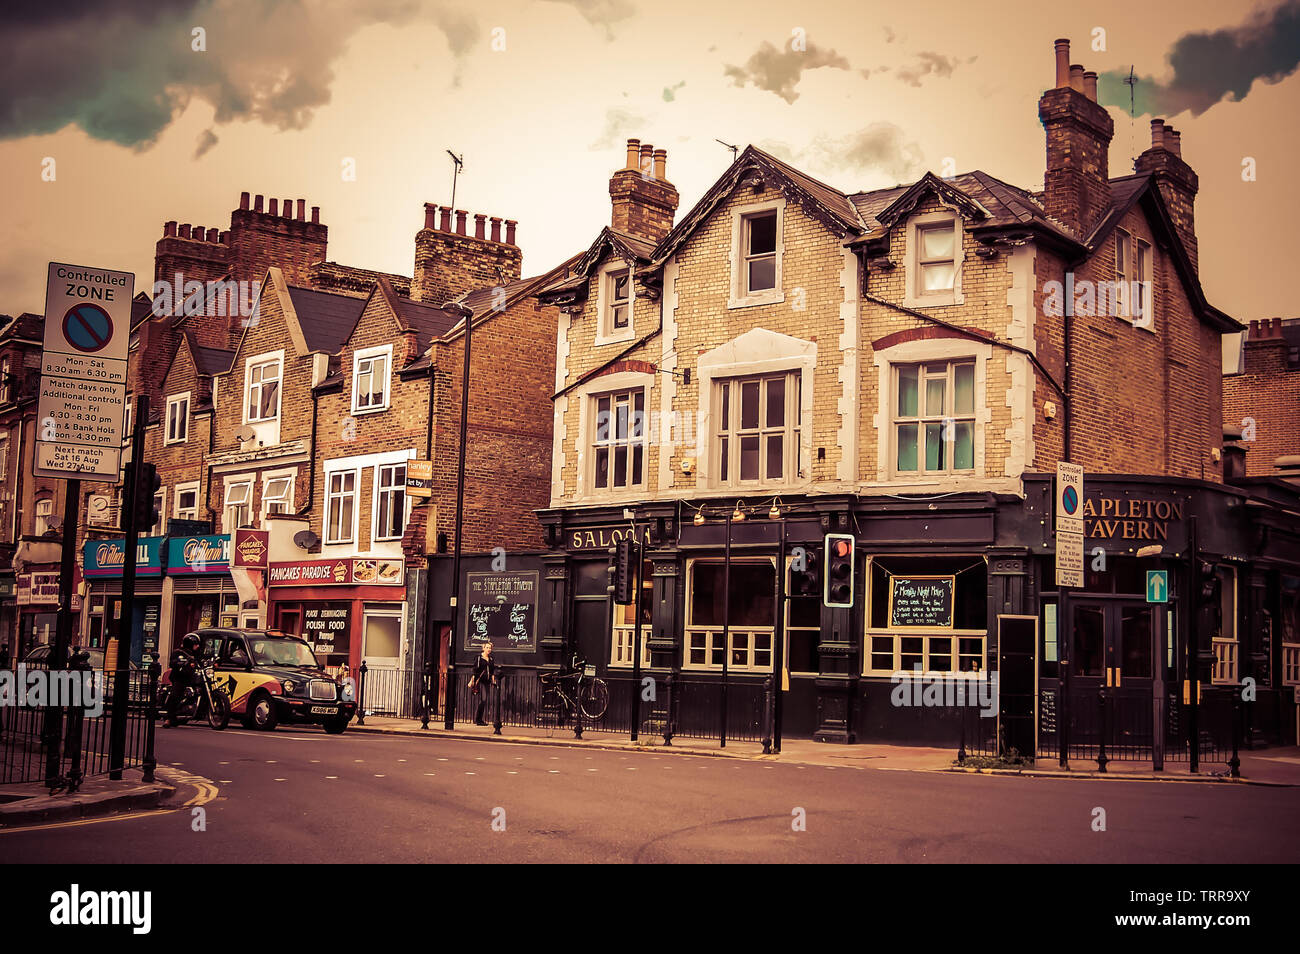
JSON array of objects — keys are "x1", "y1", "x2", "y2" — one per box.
[
  {"x1": 893, "y1": 361, "x2": 975, "y2": 475},
  {"x1": 610, "y1": 558, "x2": 653, "y2": 668},
  {"x1": 684, "y1": 559, "x2": 775, "y2": 672},
  {"x1": 592, "y1": 389, "x2": 646, "y2": 492},
  {"x1": 715, "y1": 371, "x2": 801, "y2": 487},
  {"x1": 864, "y1": 556, "x2": 987, "y2": 676}
]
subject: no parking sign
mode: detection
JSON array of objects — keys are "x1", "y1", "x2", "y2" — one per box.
[{"x1": 34, "y1": 262, "x2": 133, "y2": 481}]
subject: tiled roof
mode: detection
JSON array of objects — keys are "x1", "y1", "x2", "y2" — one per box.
[
  {"x1": 185, "y1": 331, "x2": 235, "y2": 376},
  {"x1": 286, "y1": 286, "x2": 367, "y2": 354}
]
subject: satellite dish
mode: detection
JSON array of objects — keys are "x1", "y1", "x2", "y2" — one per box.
[
  {"x1": 293, "y1": 529, "x2": 320, "y2": 551},
  {"x1": 234, "y1": 425, "x2": 256, "y2": 442},
  {"x1": 46, "y1": 515, "x2": 63, "y2": 531}
]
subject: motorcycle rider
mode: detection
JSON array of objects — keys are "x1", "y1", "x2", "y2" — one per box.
[{"x1": 165, "y1": 634, "x2": 202, "y2": 727}]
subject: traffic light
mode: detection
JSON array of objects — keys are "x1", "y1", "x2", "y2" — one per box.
[
  {"x1": 824, "y1": 533, "x2": 855, "y2": 608},
  {"x1": 134, "y1": 462, "x2": 161, "y2": 532},
  {"x1": 610, "y1": 536, "x2": 636, "y2": 605},
  {"x1": 789, "y1": 546, "x2": 820, "y2": 597}
]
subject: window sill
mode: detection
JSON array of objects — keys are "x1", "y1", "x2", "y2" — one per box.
[
  {"x1": 728, "y1": 289, "x2": 784, "y2": 310},
  {"x1": 163, "y1": 438, "x2": 188, "y2": 446},
  {"x1": 900, "y1": 293, "x2": 961, "y2": 309},
  {"x1": 594, "y1": 328, "x2": 635, "y2": 348},
  {"x1": 350, "y1": 405, "x2": 389, "y2": 416}
]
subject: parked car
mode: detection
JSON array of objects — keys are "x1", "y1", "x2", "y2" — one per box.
[
  {"x1": 21, "y1": 645, "x2": 140, "y2": 672},
  {"x1": 167, "y1": 628, "x2": 356, "y2": 734}
]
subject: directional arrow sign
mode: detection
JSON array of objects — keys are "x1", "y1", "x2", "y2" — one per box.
[{"x1": 1146, "y1": 570, "x2": 1169, "y2": 604}]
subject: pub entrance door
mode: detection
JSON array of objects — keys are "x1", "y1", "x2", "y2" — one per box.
[{"x1": 1067, "y1": 598, "x2": 1163, "y2": 761}]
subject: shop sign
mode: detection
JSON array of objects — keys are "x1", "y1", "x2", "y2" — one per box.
[
  {"x1": 302, "y1": 602, "x2": 352, "y2": 655},
  {"x1": 268, "y1": 558, "x2": 404, "y2": 587},
  {"x1": 16, "y1": 572, "x2": 61, "y2": 605},
  {"x1": 1082, "y1": 494, "x2": 1185, "y2": 543},
  {"x1": 464, "y1": 570, "x2": 538, "y2": 652},
  {"x1": 406, "y1": 459, "x2": 433, "y2": 499},
  {"x1": 232, "y1": 529, "x2": 269, "y2": 569},
  {"x1": 83, "y1": 537, "x2": 165, "y2": 577},
  {"x1": 889, "y1": 576, "x2": 954, "y2": 629},
  {"x1": 167, "y1": 534, "x2": 231, "y2": 575},
  {"x1": 566, "y1": 524, "x2": 647, "y2": 552}
]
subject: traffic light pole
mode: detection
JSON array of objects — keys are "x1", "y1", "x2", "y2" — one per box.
[
  {"x1": 631, "y1": 538, "x2": 644, "y2": 742},
  {"x1": 42, "y1": 477, "x2": 81, "y2": 789},
  {"x1": 109, "y1": 394, "x2": 147, "y2": 779},
  {"x1": 720, "y1": 512, "x2": 731, "y2": 748},
  {"x1": 772, "y1": 517, "x2": 786, "y2": 754}
]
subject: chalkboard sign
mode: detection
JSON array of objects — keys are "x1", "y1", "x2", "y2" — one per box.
[
  {"x1": 303, "y1": 602, "x2": 351, "y2": 656},
  {"x1": 1039, "y1": 688, "x2": 1057, "y2": 737},
  {"x1": 889, "y1": 576, "x2": 955, "y2": 628},
  {"x1": 464, "y1": 571, "x2": 539, "y2": 652}
]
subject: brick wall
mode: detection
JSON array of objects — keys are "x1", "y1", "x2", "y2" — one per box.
[
  {"x1": 1223, "y1": 321, "x2": 1300, "y2": 476},
  {"x1": 412, "y1": 206, "x2": 521, "y2": 305}
]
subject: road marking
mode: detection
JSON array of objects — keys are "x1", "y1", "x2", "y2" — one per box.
[
  {"x1": 325, "y1": 776, "x2": 338, "y2": 779},
  {"x1": 398, "y1": 759, "x2": 407, "y2": 763},
  {"x1": 438, "y1": 758, "x2": 448, "y2": 762},
  {"x1": 424, "y1": 773, "x2": 436, "y2": 776},
  {"x1": 265, "y1": 760, "x2": 278, "y2": 764},
  {"x1": 549, "y1": 770, "x2": 560, "y2": 774},
  {"x1": 465, "y1": 772, "x2": 476, "y2": 775},
  {"x1": 0, "y1": 809, "x2": 181, "y2": 834},
  {"x1": 587, "y1": 768, "x2": 598, "y2": 772},
  {"x1": 507, "y1": 771, "x2": 518, "y2": 775},
  {"x1": 220, "y1": 779, "x2": 233, "y2": 783},
  {"x1": 274, "y1": 778, "x2": 286, "y2": 782},
  {"x1": 374, "y1": 774, "x2": 385, "y2": 778}
]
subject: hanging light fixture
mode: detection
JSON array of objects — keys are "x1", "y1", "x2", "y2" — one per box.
[
  {"x1": 768, "y1": 499, "x2": 782, "y2": 520},
  {"x1": 732, "y1": 502, "x2": 746, "y2": 522},
  {"x1": 693, "y1": 509, "x2": 706, "y2": 526}
]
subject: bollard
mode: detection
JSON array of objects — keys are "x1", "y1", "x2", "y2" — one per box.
[
  {"x1": 958, "y1": 702, "x2": 968, "y2": 763},
  {"x1": 420, "y1": 662, "x2": 433, "y2": 730},
  {"x1": 1096, "y1": 688, "x2": 1108, "y2": 773},
  {"x1": 664, "y1": 670, "x2": 677, "y2": 746},
  {"x1": 356, "y1": 661, "x2": 368, "y2": 726},
  {"x1": 143, "y1": 662, "x2": 160, "y2": 783},
  {"x1": 1229, "y1": 691, "x2": 1241, "y2": 779},
  {"x1": 761, "y1": 675, "x2": 773, "y2": 754},
  {"x1": 493, "y1": 675, "x2": 503, "y2": 736}
]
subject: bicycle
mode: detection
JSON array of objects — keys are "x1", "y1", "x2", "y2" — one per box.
[{"x1": 538, "y1": 658, "x2": 609, "y2": 726}]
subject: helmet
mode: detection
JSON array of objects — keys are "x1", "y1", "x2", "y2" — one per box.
[{"x1": 181, "y1": 634, "x2": 201, "y2": 653}]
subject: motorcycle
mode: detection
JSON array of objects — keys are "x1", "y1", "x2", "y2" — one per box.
[{"x1": 158, "y1": 656, "x2": 231, "y2": 730}]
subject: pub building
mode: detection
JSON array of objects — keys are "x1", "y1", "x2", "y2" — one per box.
[
  {"x1": 81, "y1": 535, "x2": 166, "y2": 665},
  {"x1": 163, "y1": 533, "x2": 241, "y2": 647}
]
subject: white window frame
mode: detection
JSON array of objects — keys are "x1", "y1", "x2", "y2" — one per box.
[
  {"x1": 713, "y1": 370, "x2": 802, "y2": 488},
  {"x1": 590, "y1": 388, "x2": 648, "y2": 494},
  {"x1": 0, "y1": 356, "x2": 10, "y2": 404},
  {"x1": 324, "y1": 469, "x2": 359, "y2": 545},
  {"x1": 572, "y1": 370, "x2": 653, "y2": 501},
  {"x1": 783, "y1": 556, "x2": 820, "y2": 676},
  {"x1": 594, "y1": 260, "x2": 636, "y2": 346},
  {"x1": 903, "y1": 212, "x2": 964, "y2": 308},
  {"x1": 1211, "y1": 566, "x2": 1238, "y2": 685},
  {"x1": 261, "y1": 471, "x2": 295, "y2": 522},
  {"x1": 372, "y1": 462, "x2": 408, "y2": 542},
  {"x1": 863, "y1": 556, "x2": 987, "y2": 677},
  {"x1": 174, "y1": 481, "x2": 201, "y2": 522},
  {"x1": 890, "y1": 360, "x2": 978, "y2": 477},
  {"x1": 34, "y1": 498, "x2": 53, "y2": 536},
  {"x1": 682, "y1": 557, "x2": 777, "y2": 673},
  {"x1": 728, "y1": 198, "x2": 785, "y2": 309},
  {"x1": 244, "y1": 351, "x2": 283, "y2": 424},
  {"x1": 223, "y1": 478, "x2": 253, "y2": 532},
  {"x1": 351, "y1": 345, "x2": 393, "y2": 415},
  {"x1": 164, "y1": 392, "x2": 190, "y2": 445},
  {"x1": 610, "y1": 556, "x2": 654, "y2": 669},
  {"x1": 150, "y1": 489, "x2": 167, "y2": 537}
]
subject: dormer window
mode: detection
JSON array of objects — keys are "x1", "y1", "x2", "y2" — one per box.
[
  {"x1": 728, "y1": 199, "x2": 785, "y2": 309},
  {"x1": 352, "y1": 345, "x2": 391, "y2": 413},
  {"x1": 596, "y1": 263, "x2": 636, "y2": 344},
  {"x1": 609, "y1": 270, "x2": 630, "y2": 330},
  {"x1": 917, "y1": 222, "x2": 957, "y2": 294},
  {"x1": 744, "y1": 212, "x2": 777, "y2": 293}
]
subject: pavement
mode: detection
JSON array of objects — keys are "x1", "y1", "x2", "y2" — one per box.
[
  {"x1": 348, "y1": 714, "x2": 1300, "y2": 785},
  {"x1": 0, "y1": 768, "x2": 176, "y2": 826}
]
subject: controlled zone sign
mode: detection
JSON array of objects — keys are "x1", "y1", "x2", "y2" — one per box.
[{"x1": 34, "y1": 262, "x2": 133, "y2": 481}]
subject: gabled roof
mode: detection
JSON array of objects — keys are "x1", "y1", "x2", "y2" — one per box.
[
  {"x1": 0, "y1": 313, "x2": 44, "y2": 342},
  {"x1": 130, "y1": 292, "x2": 155, "y2": 329},
  {"x1": 286, "y1": 285, "x2": 367, "y2": 354},
  {"x1": 571, "y1": 227, "x2": 657, "y2": 278},
  {"x1": 849, "y1": 170, "x2": 1069, "y2": 240},
  {"x1": 184, "y1": 330, "x2": 235, "y2": 376},
  {"x1": 392, "y1": 297, "x2": 460, "y2": 351}
]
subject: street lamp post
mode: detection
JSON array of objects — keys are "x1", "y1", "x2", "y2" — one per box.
[{"x1": 444, "y1": 301, "x2": 475, "y2": 732}]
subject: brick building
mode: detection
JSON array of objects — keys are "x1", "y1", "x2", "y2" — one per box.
[
  {"x1": 451, "y1": 37, "x2": 1300, "y2": 750},
  {"x1": 1223, "y1": 317, "x2": 1300, "y2": 478}
]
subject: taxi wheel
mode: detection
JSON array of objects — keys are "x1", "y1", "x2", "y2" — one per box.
[
  {"x1": 323, "y1": 716, "x2": 348, "y2": 735},
  {"x1": 249, "y1": 691, "x2": 279, "y2": 731}
]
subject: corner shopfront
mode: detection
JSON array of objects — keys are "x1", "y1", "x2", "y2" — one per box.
[
  {"x1": 82, "y1": 536, "x2": 164, "y2": 665},
  {"x1": 165, "y1": 534, "x2": 241, "y2": 648},
  {"x1": 522, "y1": 473, "x2": 1300, "y2": 749},
  {"x1": 267, "y1": 557, "x2": 407, "y2": 675}
]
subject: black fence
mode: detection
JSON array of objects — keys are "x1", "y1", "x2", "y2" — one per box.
[
  {"x1": 0, "y1": 662, "x2": 158, "y2": 789},
  {"x1": 355, "y1": 665, "x2": 773, "y2": 744}
]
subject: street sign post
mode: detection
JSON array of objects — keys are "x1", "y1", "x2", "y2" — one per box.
[
  {"x1": 34, "y1": 263, "x2": 133, "y2": 481},
  {"x1": 1055, "y1": 461, "x2": 1085, "y2": 588}
]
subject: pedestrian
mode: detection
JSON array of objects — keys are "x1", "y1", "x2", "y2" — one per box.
[{"x1": 468, "y1": 641, "x2": 497, "y2": 726}]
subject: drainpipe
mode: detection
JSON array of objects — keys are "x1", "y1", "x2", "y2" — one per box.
[{"x1": 297, "y1": 387, "x2": 320, "y2": 517}]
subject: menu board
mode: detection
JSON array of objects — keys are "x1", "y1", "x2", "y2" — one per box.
[
  {"x1": 1039, "y1": 688, "x2": 1057, "y2": 737},
  {"x1": 464, "y1": 571, "x2": 538, "y2": 652},
  {"x1": 303, "y1": 602, "x2": 351, "y2": 656},
  {"x1": 889, "y1": 576, "x2": 955, "y2": 628}
]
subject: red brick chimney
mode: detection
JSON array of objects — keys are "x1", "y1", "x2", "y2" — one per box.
[
  {"x1": 1038, "y1": 38, "x2": 1114, "y2": 238},
  {"x1": 609, "y1": 138, "x2": 680, "y2": 243},
  {"x1": 226, "y1": 193, "x2": 328, "y2": 285},
  {"x1": 1134, "y1": 118, "x2": 1200, "y2": 272},
  {"x1": 412, "y1": 203, "x2": 523, "y2": 305}
]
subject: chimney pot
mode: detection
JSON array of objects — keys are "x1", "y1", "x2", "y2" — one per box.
[
  {"x1": 164, "y1": 221, "x2": 177, "y2": 238},
  {"x1": 625, "y1": 138, "x2": 641, "y2": 170},
  {"x1": 206, "y1": 228, "x2": 219, "y2": 242},
  {"x1": 1169, "y1": 129, "x2": 1182, "y2": 158},
  {"x1": 296, "y1": 199, "x2": 306, "y2": 221},
  {"x1": 639, "y1": 143, "x2": 654, "y2": 176},
  {"x1": 440, "y1": 207, "x2": 452, "y2": 231},
  {"x1": 219, "y1": 230, "x2": 229, "y2": 245},
  {"x1": 424, "y1": 204, "x2": 437, "y2": 230},
  {"x1": 505, "y1": 219, "x2": 517, "y2": 245},
  {"x1": 282, "y1": 199, "x2": 292, "y2": 218},
  {"x1": 1083, "y1": 71, "x2": 1098, "y2": 102},
  {"x1": 1054, "y1": 38, "x2": 1071, "y2": 88},
  {"x1": 653, "y1": 148, "x2": 667, "y2": 180},
  {"x1": 489, "y1": 216, "x2": 502, "y2": 243},
  {"x1": 311, "y1": 206, "x2": 320, "y2": 224},
  {"x1": 474, "y1": 213, "x2": 487, "y2": 239},
  {"x1": 268, "y1": 198, "x2": 278, "y2": 216},
  {"x1": 254, "y1": 195, "x2": 264, "y2": 212},
  {"x1": 179, "y1": 224, "x2": 192, "y2": 239},
  {"x1": 239, "y1": 191, "x2": 251, "y2": 211},
  {"x1": 455, "y1": 210, "x2": 468, "y2": 235},
  {"x1": 1150, "y1": 119, "x2": 1165, "y2": 149},
  {"x1": 1069, "y1": 64, "x2": 1084, "y2": 92}
]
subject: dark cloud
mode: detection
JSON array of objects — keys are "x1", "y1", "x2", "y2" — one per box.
[
  {"x1": 724, "y1": 40, "x2": 851, "y2": 103},
  {"x1": 0, "y1": 0, "x2": 475, "y2": 149},
  {"x1": 193, "y1": 127, "x2": 218, "y2": 158},
  {"x1": 1099, "y1": 0, "x2": 1300, "y2": 116},
  {"x1": 764, "y1": 123, "x2": 924, "y2": 182}
]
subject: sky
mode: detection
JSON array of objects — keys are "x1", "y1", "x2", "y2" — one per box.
[{"x1": 1, "y1": 0, "x2": 1297, "y2": 322}]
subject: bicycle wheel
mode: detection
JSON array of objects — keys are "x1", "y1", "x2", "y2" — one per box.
[
  {"x1": 579, "y1": 677, "x2": 609, "y2": 720},
  {"x1": 539, "y1": 686, "x2": 564, "y2": 729}
]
